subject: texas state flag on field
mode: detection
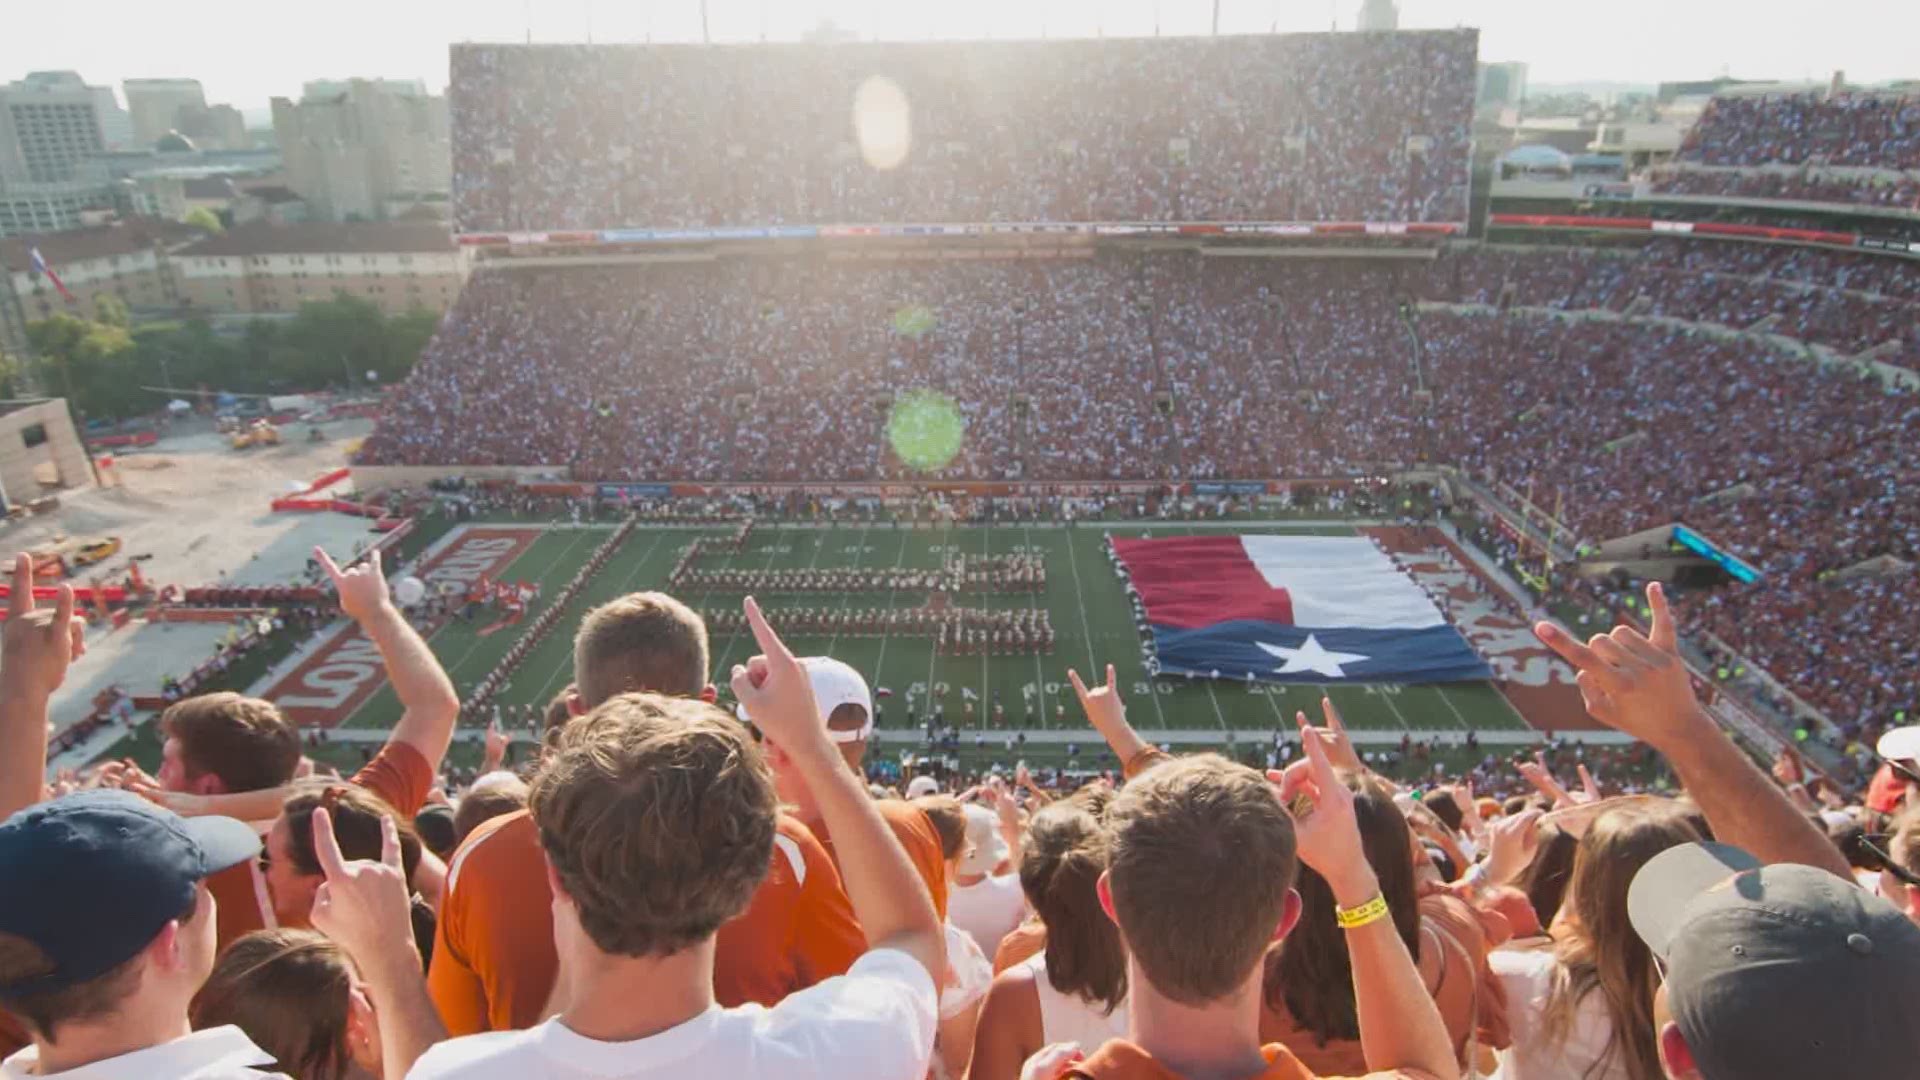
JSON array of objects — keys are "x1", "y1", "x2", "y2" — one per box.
[{"x1": 1113, "y1": 534, "x2": 1490, "y2": 685}]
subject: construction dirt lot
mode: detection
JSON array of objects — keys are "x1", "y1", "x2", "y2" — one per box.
[{"x1": 10, "y1": 416, "x2": 385, "y2": 736}]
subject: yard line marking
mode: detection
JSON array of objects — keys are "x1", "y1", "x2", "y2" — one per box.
[
  {"x1": 1062, "y1": 522, "x2": 1100, "y2": 675},
  {"x1": 869, "y1": 527, "x2": 913, "y2": 688},
  {"x1": 711, "y1": 522, "x2": 816, "y2": 683},
  {"x1": 1020, "y1": 520, "x2": 1050, "y2": 733},
  {"x1": 977, "y1": 521, "x2": 991, "y2": 732},
  {"x1": 1433, "y1": 683, "x2": 1473, "y2": 730},
  {"x1": 524, "y1": 527, "x2": 670, "y2": 707},
  {"x1": 825, "y1": 518, "x2": 876, "y2": 655}
]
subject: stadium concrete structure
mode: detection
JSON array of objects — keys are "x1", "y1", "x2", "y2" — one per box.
[{"x1": 341, "y1": 31, "x2": 1917, "y2": 784}]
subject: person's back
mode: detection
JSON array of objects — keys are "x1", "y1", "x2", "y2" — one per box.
[
  {"x1": 1489, "y1": 804, "x2": 1697, "y2": 1080},
  {"x1": 1031, "y1": 745, "x2": 1456, "y2": 1080},
  {"x1": 410, "y1": 611, "x2": 943, "y2": 1080}
]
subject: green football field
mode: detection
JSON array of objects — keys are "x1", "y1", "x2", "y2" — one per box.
[{"x1": 341, "y1": 520, "x2": 1531, "y2": 767}]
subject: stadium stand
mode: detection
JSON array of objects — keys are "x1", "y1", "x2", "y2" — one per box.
[
  {"x1": 1676, "y1": 93, "x2": 1920, "y2": 169},
  {"x1": 1647, "y1": 91, "x2": 1920, "y2": 210},
  {"x1": 449, "y1": 31, "x2": 1478, "y2": 231}
]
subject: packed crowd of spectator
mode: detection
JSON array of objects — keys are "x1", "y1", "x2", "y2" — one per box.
[
  {"x1": 449, "y1": 30, "x2": 1476, "y2": 232},
  {"x1": 1676, "y1": 92, "x2": 1920, "y2": 170},
  {"x1": 1648, "y1": 167, "x2": 1920, "y2": 210}
]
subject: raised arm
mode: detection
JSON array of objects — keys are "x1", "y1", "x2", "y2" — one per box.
[
  {"x1": 0, "y1": 555, "x2": 82, "y2": 820},
  {"x1": 1068, "y1": 665, "x2": 1164, "y2": 778},
  {"x1": 733, "y1": 597, "x2": 944, "y2": 981},
  {"x1": 318, "y1": 547, "x2": 459, "y2": 773},
  {"x1": 310, "y1": 808, "x2": 448, "y2": 1079},
  {"x1": 1274, "y1": 720, "x2": 1455, "y2": 1080},
  {"x1": 1534, "y1": 582, "x2": 1849, "y2": 879}
]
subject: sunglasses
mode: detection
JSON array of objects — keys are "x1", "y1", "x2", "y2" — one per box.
[{"x1": 1855, "y1": 833, "x2": 1920, "y2": 890}]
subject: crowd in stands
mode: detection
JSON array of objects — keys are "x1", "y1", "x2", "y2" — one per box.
[
  {"x1": 8, "y1": 539, "x2": 1920, "y2": 1079},
  {"x1": 1676, "y1": 92, "x2": 1920, "y2": 170},
  {"x1": 1648, "y1": 167, "x2": 1920, "y2": 210},
  {"x1": 450, "y1": 31, "x2": 1476, "y2": 233}
]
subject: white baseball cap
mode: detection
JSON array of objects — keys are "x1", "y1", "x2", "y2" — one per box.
[
  {"x1": 905, "y1": 775, "x2": 941, "y2": 798},
  {"x1": 737, "y1": 656, "x2": 874, "y2": 744},
  {"x1": 958, "y1": 803, "x2": 1010, "y2": 877},
  {"x1": 1877, "y1": 726, "x2": 1920, "y2": 764}
]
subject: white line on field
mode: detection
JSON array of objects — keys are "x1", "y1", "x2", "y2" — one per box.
[{"x1": 524, "y1": 527, "x2": 670, "y2": 707}]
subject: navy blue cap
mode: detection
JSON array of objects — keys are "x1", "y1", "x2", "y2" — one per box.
[{"x1": 0, "y1": 790, "x2": 260, "y2": 992}]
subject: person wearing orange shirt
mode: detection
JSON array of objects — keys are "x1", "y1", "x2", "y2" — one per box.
[
  {"x1": 427, "y1": 592, "x2": 866, "y2": 1035},
  {"x1": 1020, "y1": 719, "x2": 1456, "y2": 1080},
  {"x1": 739, "y1": 654, "x2": 949, "y2": 922}
]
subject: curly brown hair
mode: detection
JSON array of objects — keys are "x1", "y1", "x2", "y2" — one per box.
[{"x1": 531, "y1": 693, "x2": 777, "y2": 958}]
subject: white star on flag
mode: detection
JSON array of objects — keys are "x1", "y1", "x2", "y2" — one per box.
[{"x1": 1256, "y1": 635, "x2": 1370, "y2": 679}]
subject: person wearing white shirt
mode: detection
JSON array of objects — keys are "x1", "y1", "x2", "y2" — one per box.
[
  {"x1": 948, "y1": 804, "x2": 1027, "y2": 960},
  {"x1": 405, "y1": 599, "x2": 943, "y2": 1080},
  {"x1": 0, "y1": 791, "x2": 277, "y2": 1080}
]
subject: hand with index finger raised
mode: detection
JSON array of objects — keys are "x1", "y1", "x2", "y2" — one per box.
[{"x1": 729, "y1": 597, "x2": 829, "y2": 759}]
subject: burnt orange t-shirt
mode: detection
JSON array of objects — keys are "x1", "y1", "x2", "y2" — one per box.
[
  {"x1": 1259, "y1": 895, "x2": 1510, "y2": 1075},
  {"x1": 428, "y1": 808, "x2": 865, "y2": 1035},
  {"x1": 994, "y1": 920, "x2": 1047, "y2": 975},
  {"x1": 1061, "y1": 1039, "x2": 1447, "y2": 1080},
  {"x1": 351, "y1": 739, "x2": 435, "y2": 820},
  {"x1": 809, "y1": 798, "x2": 949, "y2": 922},
  {"x1": 1064, "y1": 1040, "x2": 1318, "y2": 1080}
]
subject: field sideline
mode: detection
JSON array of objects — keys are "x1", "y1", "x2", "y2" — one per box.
[{"x1": 325, "y1": 520, "x2": 1552, "y2": 763}]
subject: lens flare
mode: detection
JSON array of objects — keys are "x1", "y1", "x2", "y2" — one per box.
[
  {"x1": 853, "y1": 75, "x2": 912, "y2": 172},
  {"x1": 886, "y1": 390, "x2": 965, "y2": 472}
]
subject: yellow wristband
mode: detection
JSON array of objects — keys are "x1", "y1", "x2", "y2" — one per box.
[{"x1": 1335, "y1": 894, "x2": 1391, "y2": 930}]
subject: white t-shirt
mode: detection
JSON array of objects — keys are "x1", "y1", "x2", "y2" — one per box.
[
  {"x1": 406, "y1": 948, "x2": 937, "y2": 1080},
  {"x1": 1, "y1": 1025, "x2": 284, "y2": 1080},
  {"x1": 1488, "y1": 948, "x2": 1630, "y2": 1080},
  {"x1": 948, "y1": 873, "x2": 1027, "y2": 959}
]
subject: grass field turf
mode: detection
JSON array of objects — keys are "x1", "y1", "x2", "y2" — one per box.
[{"x1": 341, "y1": 520, "x2": 1531, "y2": 755}]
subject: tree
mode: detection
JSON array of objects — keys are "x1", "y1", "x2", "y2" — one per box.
[
  {"x1": 183, "y1": 206, "x2": 224, "y2": 234},
  {"x1": 26, "y1": 314, "x2": 142, "y2": 419},
  {"x1": 92, "y1": 293, "x2": 131, "y2": 328}
]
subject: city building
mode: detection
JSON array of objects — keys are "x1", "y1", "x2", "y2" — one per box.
[
  {"x1": 0, "y1": 72, "x2": 112, "y2": 185},
  {"x1": 1478, "y1": 62, "x2": 1529, "y2": 113},
  {"x1": 123, "y1": 78, "x2": 206, "y2": 146},
  {"x1": 0, "y1": 73, "x2": 119, "y2": 237},
  {"x1": 1357, "y1": 0, "x2": 1399, "y2": 32},
  {"x1": 124, "y1": 79, "x2": 250, "y2": 151},
  {"x1": 0, "y1": 218, "x2": 204, "y2": 353},
  {"x1": 272, "y1": 80, "x2": 450, "y2": 222},
  {"x1": 173, "y1": 221, "x2": 461, "y2": 315}
]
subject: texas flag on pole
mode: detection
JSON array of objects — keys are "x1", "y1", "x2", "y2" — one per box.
[
  {"x1": 28, "y1": 248, "x2": 74, "y2": 302},
  {"x1": 1113, "y1": 534, "x2": 1490, "y2": 684}
]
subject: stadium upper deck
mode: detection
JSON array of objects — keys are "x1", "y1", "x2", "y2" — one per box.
[{"x1": 448, "y1": 30, "x2": 1478, "y2": 233}]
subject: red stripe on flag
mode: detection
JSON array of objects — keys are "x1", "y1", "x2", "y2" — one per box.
[{"x1": 1110, "y1": 535, "x2": 1294, "y2": 630}]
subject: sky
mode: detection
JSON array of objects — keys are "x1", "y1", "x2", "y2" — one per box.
[{"x1": 5, "y1": 0, "x2": 1916, "y2": 113}]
